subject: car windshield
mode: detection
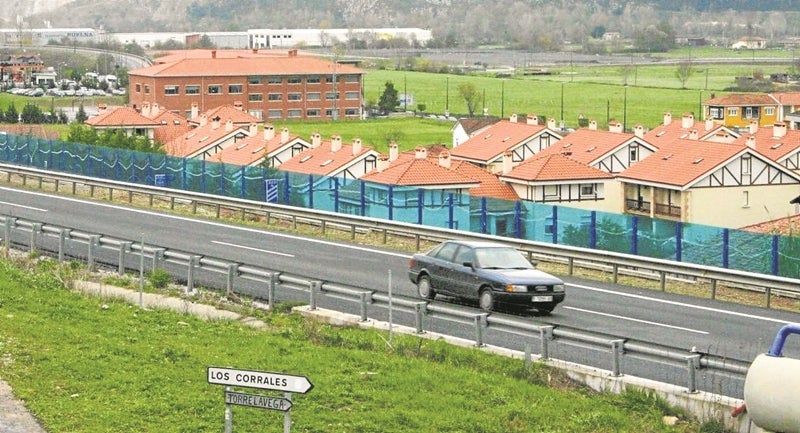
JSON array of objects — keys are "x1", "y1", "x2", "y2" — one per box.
[{"x1": 474, "y1": 247, "x2": 533, "y2": 269}]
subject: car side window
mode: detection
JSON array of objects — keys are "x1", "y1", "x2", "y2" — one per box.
[
  {"x1": 454, "y1": 246, "x2": 474, "y2": 265},
  {"x1": 431, "y1": 242, "x2": 458, "y2": 261}
]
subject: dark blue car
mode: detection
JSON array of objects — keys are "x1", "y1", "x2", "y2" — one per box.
[{"x1": 408, "y1": 240, "x2": 565, "y2": 313}]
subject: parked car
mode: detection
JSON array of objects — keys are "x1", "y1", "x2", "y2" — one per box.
[{"x1": 408, "y1": 240, "x2": 565, "y2": 313}]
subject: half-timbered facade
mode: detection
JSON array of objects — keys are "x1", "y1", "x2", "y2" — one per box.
[
  {"x1": 211, "y1": 125, "x2": 310, "y2": 167},
  {"x1": 278, "y1": 134, "x2": 379, "y2": 181},
  {"x1": 731, "y1": 123, "x2": 800, "y2": 174}
]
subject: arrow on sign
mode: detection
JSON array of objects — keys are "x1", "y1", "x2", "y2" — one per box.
[{"x1": 208, "y1": 367, "x2": 314, "y2": 394}]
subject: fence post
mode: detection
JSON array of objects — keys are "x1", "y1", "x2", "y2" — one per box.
[
  {"x1": 611, "y1": 339, "x2": 625, "y2": 377},
  {"x1": 540, "y1": 326, "x2": 553, "y2": 360},
  {"x1": 514, "y1": 201, "x2": 522, "y2": 238},
  {"x1": 359, "y1": 181, "x2": 366, "y2": 217},
  {"x1": 675, "y1": 222, "x2": 683, "y2": 262},
  {"x1": 551, "y1": 205, "x2": 558, "y2": 244},
  {"x1": 87, "y1": 235, "x2": 100, "y2": 272},
  {"x1": 358, "y1": 291, "x2": 370, "y2": 322},
  {"x1": 686, "y1": 355, "x2": 700, "y2": 393},
  {"x1": 333, "y1": 178, "x2": 340, "y2": 213},
  {"x1": 309, "y1": 280, "x2": 321, "y2": 311},
  {"x1": 589, "y1": 211, "x2": 597, "y2": 249},
  {"x1": 631, "y1": 216, "x2": 639, "y2": 255},
  {"x1": 388, "y1": 185, "x2": 394, "y2": 220},
  {"x1": 152, "y1": 248, "x2": 165, "y2": 271},
  {"x1": 58, "y1": 228, "x2": 70, "y2": 262},
  {"x1": 474, "y1": 314, "x2": 488, "y2": 347},
  {"x1": 307, "y1": 174, "x2": 314, "y2": 209},
  {"x1": 447, "y1": 193, "x2": 454, "y2": 229},
  {"x1": 417, "y1": 188, "x2": 424, "y2": 225},
  {"x1": 226, "y1": 263, "x2": 239, "y2": 297},
  {"x1": 480, "y1": 197, "x2": 487, "y2": 234},
  {"x1": 722, "y1": 228, "x2": 729, "y2": 268},
  {"x1": 118, "y1": 241, "x2": 131, "y2": 275},
  {"x1": 187, "y1": 255, "x2": 199, "y2": 295},
  {"x1": 267, "y1": 272, "x2": 279, "y2": 310},
  {"x1": 29, "y1": 223, "x2": 42, "y2": 254},
  {"x1": 771, "y1": 235, "x2": 779, "y2": 276},
  {"x1": 414, "y1": 302, "x2": 426, "y2": 334}
]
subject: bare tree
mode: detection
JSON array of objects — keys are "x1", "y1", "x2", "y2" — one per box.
[
  {"x1": 676, "y1": 61, "x2": 693, "y2": 89},
  {"x1": 458, "y1": 82, "x2": 481, "y2": 117}
]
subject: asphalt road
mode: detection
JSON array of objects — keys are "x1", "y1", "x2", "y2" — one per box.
[{"x1": 2, "y1": 185, "x2": 800, "y2": 398}]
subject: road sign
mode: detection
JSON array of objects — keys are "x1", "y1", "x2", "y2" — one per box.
[
  {"x1": 225, "y1": 391, "x2": 293, "y2": 412},
  {"x1": 208, "y1": 367, "x2": 314, "y2": 394}
]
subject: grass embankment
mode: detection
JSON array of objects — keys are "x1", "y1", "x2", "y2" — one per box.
[{"x1": 0, "y1": 256, "x2": 713, "y2": 433}]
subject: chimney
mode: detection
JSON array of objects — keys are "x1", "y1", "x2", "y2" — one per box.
[
  {"x1": 263, "y1": 124, "x2": 275, "y2": 140},
  {"x1": 376, "y1": 155, "x2": 390, "y2": 172},
  {"x1": 609, "y1": 120, "x2": 623, "y2": 133},
  {"x1": 414, "y1": 146, "x2": 427, "y2": 159},
  {"x1": 749, "y1": 120, "x2": 758, "y2": 134},
  {"x1": 502, "y1": 150, "x2": 513, "y2": 175},
  {"x1": 233, "y1": 101, "x2": 243, "y2": 111},
  {"x1": 249, "y1": 122, "x2": 258, "y2": 136},
  {"x1": 141, "y1": 102, "x2": 150, "y2": 118},
  {"x1": 588, "y1": 119, "x2": 598, "y2": 130},
  {"x1": 280, "y1": 127, "x2": 289, "y2": 144},
  {"x1": 509, "y1": 113, "x2": 518, "y2": 123},
  {"x1": 389, "y1": 142, "x2": 399, "y2": 161},
  {"x1": 663, "y1": 112, "x2": 672, "y2": 126},
  {"x1": 526, "y1": 114, "x2": 538, "y2": 125},
  {"x1": 547, "y1": 117, "x2": 556, "y2": 130},
  {"x1": 705, "y1": 118, "x2": 714, "y2": 131},
  {"x1": 633, "y1": 124, "x2": 645, "y2": 138},
  {"x1": 151, "y1": 103, "x2": 160, "y2": 117},
  {"x1": 774, "y1": 122, "x2": 787, "y2": 138},
  {"x1": 225, "y1": 119, "x2": 234, "y2": 132},
  {"x1": 331, "y1": 135, "x2": 342, "y2": 153},
  {"x1": 288, "y1": 49, "x2": 297, "y2": 57},
  {"x1": 191, "y1": 102, "x2": 199, "y2": 119},
  {"x1": 97, "y1": 103, "x2": 107, "y2": 113},
  {"x1": 211, "y1": 50, "x2": 217, "y2": 59},
  {"x1": 211, "y1": 116, "x2": 221, "y2": 130},
  {"x1": 681, "y1": 113, "x2": 694, "y2": 129},
  {"x1": 252, "y1": 48, "x2": 258, "y2": 54},
  {"x1": 352, "y1": 138, "x2": 362, "y2": 155},
  {"x1": 311, "y1": 132, "x2": 322, "y2": 148},
  {"x1": 746, "y1": 135, "x2": 756, "y2": 149},
  {"x1": 438, "y1": 150, "x2": 451, "y2": 168},
  {"x1": 689, "y1": 129, "x2": 698, "y2": 140},
  {"x1": 199, "y1": 113, "x2": 208, "y2": 127}
]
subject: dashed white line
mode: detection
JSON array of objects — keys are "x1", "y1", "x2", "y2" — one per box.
[
  {"x1": 0, "y1": 201, "x2": 48, "y2": 212},
  {"x1": 211, "y1": 240, "x2": 295, "y2": 258},
  {"x1": 562, "y1": 306, "x2": 709, "y2": 334}
]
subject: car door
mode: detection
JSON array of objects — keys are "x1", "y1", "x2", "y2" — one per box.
[
  {"x1": 428, "y1": 242, "x2": 459, "y2": 295},
  {"x1": 450, "y1": 245, "x2": 478, "y2": 298}
]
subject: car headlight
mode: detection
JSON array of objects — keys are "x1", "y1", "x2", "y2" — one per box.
[
  {"x1": 505, "y1": 284, "x2": 528, "y2": 293},
  {"x1": 553, "y1": 284, "x2": 565, "y2": 292}
]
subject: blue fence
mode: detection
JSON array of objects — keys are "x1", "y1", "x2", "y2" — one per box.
[{"x1": 2, "y1": 133, "x2": 798, "y2": 278}]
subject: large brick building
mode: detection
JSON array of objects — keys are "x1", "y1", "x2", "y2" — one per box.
[{"x1": 128, "y1": 49, "x2": 365, "y2": 121}]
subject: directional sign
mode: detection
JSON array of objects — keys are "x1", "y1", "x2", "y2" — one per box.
[
  {"x1": 225, "y1": 391, "x2": 293, "y2": 412},
  {"x1": 207, "y1": 367, "x2": 314, "y2": 394}
]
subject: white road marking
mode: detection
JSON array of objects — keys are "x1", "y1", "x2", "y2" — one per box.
[
  {"x1": 562, "y1": 306, "x2": 709, "y2": 334},
  {"x1": 211, "y1": 240, "x2": 295, "y2": 258},
  {"x1": 0, "y1": 201, "x2": 48, "y2": 212},
  {"x1": 568, "y1": 282, "x2": 796, "y2": 324}
]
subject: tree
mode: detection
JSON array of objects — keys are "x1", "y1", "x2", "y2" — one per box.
[
  {"x1": 75, "y1": 102, "x2": 88, "y2": 123},
  {"x1": 378, "y1": 81, "x2": 399, "y2": 115},
  {"x1": 633, "y1": 22, "x2": 676, "y2": 53},
  {"x1": 676, "y1": 61, "x2": 693, "y2": 88},
  {"x1": 21, "y1": 104, "x2": 44, "y2": 124},
  {"x1": 458, "y1": 82, "x2": 481, "y2": 117},
  {"x1": 4, "y1": 103, "x2": 19, "y2": 123}
]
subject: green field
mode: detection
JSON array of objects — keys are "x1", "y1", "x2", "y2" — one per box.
[{"x1": 0, "y1": 256, "x2": 713, "y2": 433}]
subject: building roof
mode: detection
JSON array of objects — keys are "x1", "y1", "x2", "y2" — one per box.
[
  {"x1": 131, "y1": 50, "x2": 364, "y2": 77},
  {"x1": 362, "y1": 153, "x2": 478, "y2": 187},
  {"x1": 454, "y1": 116, "x2": 500, "y2": 135},
  {"x1": 644, "y1": 113, "x2": 736, "y2": 146},
  {"x1": 500, "y1": 153, "x2": 613, "y2": 183},
  {"x1": 704, "y1": 93, "x2": 778, "y2": 106},
  {"x1": 84, "y1": 106, "x2": 159, "y2": 128},
  {"x1": 150, "y1": 110, "x2": 192, "y2": 145},
  {"x1": 450, "y1": 160, "x2": 519, "y2": 200},
  {"x1": 278, "y1": 138, "x2": 376, "y2": 177},
  {"x1": 535, "y1": 128, "x2": 653, "y2": 165},
  {"x1": 190, "y1": 104, "x2": 262, "y2": 126},
  {"x1": 212, "y1": 126, "x2": 304, "y2": 166},
  {"x1": 731, "y1": 125, "x2": 800, "y2": 163},
  {"x1": 771, "y1": 92, "x2": 800, "y2": 106},
  {"x1": 164, "y1": 119, "x2": 247, "y2": 157},
  {"x1": 740, "y1": 214, "x2": 800, "y2": 235},
  {"x1": 153, "y1": 49, "x2": 309, "y2": 64},
  {"x1": 449, "y1": 119, "x2": 551, "y2": 162}
]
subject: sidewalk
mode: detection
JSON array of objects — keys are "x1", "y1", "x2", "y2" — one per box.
[{"x1": 0, "y1": 380, "x2": 46, "y2": 433}]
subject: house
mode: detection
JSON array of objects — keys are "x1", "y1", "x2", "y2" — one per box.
[
  {"x1": 164, "y1": 116, "x2": 250, "y2": 159},
  {"x1": 617, "y1": 139, "x2": 800, "y2": 228},
  {"x1": 645, "y1": 112, "x2": 740, "y2": 147},
  {"x1": 703, "y1": 94, "x2": 780, "y2": 129},
  {"x1": 449, "y1": 113, "x2": 562, "y2": 172},
  {"x1": 84, "y1": 105, "x2": 161, "y2": 141},
  {"x1": 128, "y1": 49, "x2": 365, "y2": 121},
  {"x1": 730, "y1": 122, "x2": 800, "y2": 173},
  {"x1": 187, "y1": 102, "x2": 262, "y2": 128},
  {"x1": 771, "y1": 92, "x2": 800, "y2": 130},
  {"x1": 451, "y1": 116, "x2": 500, "y2": 148},
  {"x1": 731, "y1": 36, "x2": 767, "y2": 50},
  {"x1": 211, "y1": 124, "x2": 309, "y2": 167},
  {"x1": 278, "y1": 134, "x2": 379, "y2": 180},
  {"x1": 149, "y1": 109, "x2": 192, "y2": 145}
]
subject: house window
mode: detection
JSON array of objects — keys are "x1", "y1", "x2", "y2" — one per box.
[
  {"x1": 765, "y1": 107, "x2": 775, "y2": 116},
  {"x1": 287, "y1": 92, "x2": 302, "y2": 101},
  {"x1": 268, "y1": 76, "x2": 282, "y2": 85},
  {"x1": 344, "y1": 74, "x2": 359, "y2": 83},
  {"x1": 248, "y1": 93, "x2": 263, "y2": 102},
  {"x1": 544, "y1": 185, "x2": 558, "y2": 198},
  {"x1": 268, "y1": 93, "x2": 282, "y2": 101},
  {"x1": 248, "y1": 110, "x2": 263, "y2": 119},
  {"x1": 580, "y1": 184, "x2": 595, "y2": 196},
  {"x1": 287, "y1": 109, "x2": 302, "y2": 118},
  {"x1": 629, "y1": 144, "x2": 639, "y2": 162},
  {"x1": 326, "y1": 92, "x2": 339, "y2": 100},
  {"x1": 164, "y1": 85, "x2": 179, "y2": 95},
  {"x1": 727, "y1": 107, "x2": 739, "y2": 117},
  {"x1": 208, "y1": 85, "x2": 222, "y2": 94},
  {"x1": 742, "y1": 190, "x2": 750, "y2": 208},
  {"x1": 287, "y1": 76, "x2": 301, "y2": 85},
  {"x1": 185, "y1": 85, "x2": 200, "y2": 95},
  {"x1": 709, "y1": 107, "x2": 724, "y2": 119},
  {"x1": 307, "y1": 92, "x2": 321, "y2": 101},
  {"x1": 742, "y1": 155, "x2": 752, "y2": 175},
  {"x1": 135, "y1": 83, "x2": 141, "y2": 93},
  {"x1": 144, "y1": 85, "x2": 150, "y2": 94},
  {"x1": 306, "y1": 76, "x2": 321, "y2": 84},
  {"x1": 326, "y1": 108, "x2": 340, "y2": 118},
  {"x1": 744, "y1": 106, "x2": 759, "y2": 119},
  {"x1": 306, "y1": 109, "x2": 320, "y2": 117},
  {"x1": 248, "y1": 76, "x2": 262, "y2": 85},
  {"x1": 228, "y1": 84, "x2": 243, "y2": 94},
  {"x1": 267, "y1": 109, "x2": 282, "y2": 118},
  {"x1": 345, "y1": 108, "x2": 360, "y2": 116},
  {"x1": 325, "y1": 75, "x2": 336, "y2": 83},
  {"x1": 345, "y1": 91, "x2": 359, "y2": 100}
]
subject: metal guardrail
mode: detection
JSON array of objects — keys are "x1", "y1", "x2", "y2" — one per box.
[
  {"x1": 2, "y1": 162, "x2": 799, "y2": 309},
  {"x1": 1, "y1": 212, "x2": 752, "y2": 397}
]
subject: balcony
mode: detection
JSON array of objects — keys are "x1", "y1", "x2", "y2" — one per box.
[{"x1": 625, "y1": 199, "x2": 682, "y2": 220}]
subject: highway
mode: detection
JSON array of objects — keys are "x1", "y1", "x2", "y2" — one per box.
[{"x1": 2, "y1": 184, "x2": 799, "y2": 398}]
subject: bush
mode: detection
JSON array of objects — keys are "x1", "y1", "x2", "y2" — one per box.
[{"x1": 147, "y1": 268, "x2": 172, "y2": 289}]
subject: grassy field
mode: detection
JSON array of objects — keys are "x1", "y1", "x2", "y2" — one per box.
[{"x1": 0, "y1": 256, "x2": 715, "y2": 433}]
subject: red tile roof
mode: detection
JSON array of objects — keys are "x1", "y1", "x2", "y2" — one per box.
[
  {"x1": 450, "y1": 120, "x2": 552, "y2": 162},
  {"x1": 704, "y1": 93, "x2": 778, "y2": 106},
  {"x1": 362, "y1": 153, "x2": 479, "y2": 187},
  {"x1": 164, "y1": 120, "x2": 247, "y2": 157},
  {"x1": 772, "y1": 91, "x2": 800, "y2": 106},
  {"x1": 84, "y1": 107, "x2": 159, "y2": 127},
  {"x1": 732, "y1": 126, "x2": 800, "y2": 162},
  {"x1": 500, "y1": 153, "x2": 613, "y2": 182},
  {"x1": 132, "y1": 53, "x2": 364, "y2": 77},
  {"x1": 212, "y1": 128, "x2": 304, "y2": 166},
  {"x1": 536, "y1": 128, "x2": 652, "y2": 165},
  {"x1": 741, "y1": 214, "x2": 800, "y2": 235},
  {"x1": 191, "y1": 105, "x2": 262, "y2": 126},
  {"x1": 279, "y1": 140, "x2": 376, "y2": 176},
  {"x1": 644, "y1": 115, "x2": 733, "y2": 146},
  {"x1": 154, "y1": 49, "x2": 309, "y2": 63},
  {"x1": 451, "y1": 161, "x2": 519, "y2": 200},
  {"x1": 455, "y1": 117, "x2": 500, "y2": 134}
]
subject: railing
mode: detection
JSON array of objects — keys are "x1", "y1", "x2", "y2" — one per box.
[
  {"x1": 2, "y1": 162, "x2": 799, "y2": 309},
  {"x1": 1, "y1": 213, "x2": 752, "y2": 398}
]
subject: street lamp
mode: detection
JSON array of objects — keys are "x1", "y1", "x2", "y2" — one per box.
[
  {"x1": 501, "y1": 79, "x2": 505, "y2": 118},
  {"x1": 560, "y1": 82, "x2": 565, "y2": 130},
  {"x1": 445, "y1": 77, "x2": 449, "y2": 116},
  {"x1": 623, "y1": 85, "x2": 628, "y2": 132}
]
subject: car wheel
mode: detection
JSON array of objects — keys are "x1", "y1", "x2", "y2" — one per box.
[
  {"x1": 417, "y1": 275, "x2": 435, "y2": 300},
  {"x1": 478, "y1": 288, "x2": 495, "y2": 312}
]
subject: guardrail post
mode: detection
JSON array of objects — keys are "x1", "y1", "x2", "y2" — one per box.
[
  {"x1": 187, "y1": 255, "x2": 199, "y2": 295},
  {"x1": 612, "y1": 264, "x2": 619, "y2": 284},
  {"x1": 358, "y1": 291, "x2": 371, "y2": 322},
  {"x1": 686, "y1": 354, "x2": 700, "y2": 393},
  {"x1": 474, "y1": 314, "x2": 488, "y2": 347},
  {"x1": 226, "y1": 264, "x2": 239, "y2": 297},
  {"x1": 118, "y1": 241, "x2": 131, "y2": 275},
  {"x1": 267, "y1": 272, "x2": 279, "y2": 310},
  {"x1": 524, "y1": 344, "x2": 532, "y2": 368},
  {"x1": 540, "y1": 326, "x2": 553, "y2": 361},
  {"x1": 659, "y1": 271, "x2": 666, "y2": 291},
  {"x1": 152, "y1": 248, "x2": 165, "y2": 271},
  {"x1": 58, "y1": 229, "x2": 70, "y2": 262},
  {"x1": 29, "y1": 223, "x2": 42, "y2": 253},
  {"x1": 414, "y1": 302, "x2": 426, "y2": 334},
  {"x1": 611, "y1": 339, "x2": 625, "y2": 377},
  {"x1": 710, "y1": 279, "x2": 717, "y2": 300},
  {"x1": 4, "y1": 217, "x2": 15, "y2": 251},
  {"x1": 87, "y1": 235, "x2": 100, "y2": 272},
  {"x1": 309, "y1": 280, "x2": 321, "y2": 311}
]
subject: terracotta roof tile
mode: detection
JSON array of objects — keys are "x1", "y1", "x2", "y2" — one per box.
[
  {"x1": 85, "y1": 107, "x2": 159, "y2": 127},
  {"x1": 164, "y1": 120, "x2": 247, "y2": 157},
  {"x1": 279, "y1": 140, "x2": 376, "y2": 176},
  {"x1": 449, "y1": 120, "x2": 553, "y2": 162},
  {"x1": 212, "y1": 128, "x2": 304, "y2": 166},
  {"x1": 644, "y1": 116, "x2": 733, "y2": 146},
  {"x1": 451, "y1": 161, "x2": 519, "y2": 200},
  {"x1": 771, "y1": 91, "x2": 800, "y2": 106},
  {"x1": 132, "y1": 54, "x2": 364, "y2": 77},
  {"x1": 362, "y1": 155, "x2": 478, "y2": 187},
  {"x1": 704, "y1": 93, "x2": 778, "y2": 106},
  {"x1": 731, "y1": 126, "x2": 800, "y2": 163},
  {"x1": 536, "y1": 128, "x2": 653, "y2": 165},
  {"x1": 501, "y1": 153, "x2": 613, "y2": 182},
  {"x1": 191, "y1": 105, "x2": 262, "y2": 126}
]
